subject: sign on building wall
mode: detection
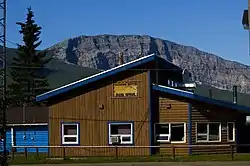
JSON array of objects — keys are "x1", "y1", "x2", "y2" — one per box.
[{"x1": 113, "y1": 81, "x2": 138, "y2": 97}]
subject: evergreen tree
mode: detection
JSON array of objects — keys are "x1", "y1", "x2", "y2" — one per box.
[{"x1": 8, "y1": 7, "x2": 51, "y2": 106}]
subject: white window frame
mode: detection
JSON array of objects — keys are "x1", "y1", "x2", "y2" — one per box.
[
  {"x1": 108, "y1": 122, "x2": 133, "y2": 145},
  {"x1": 227, "y1": 122, "x2": 235, "y2": 142},
  {"x1": 196, "y1": 122, "x2": 221, "y2": 143},
  {"x1": 154, "y1": 122, "x2": 186, "y2": 144},
  {"x1": 61, "y1": 123, "x2": 80, "y2": 145}
]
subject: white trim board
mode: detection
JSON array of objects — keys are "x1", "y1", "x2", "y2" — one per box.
[
  {"x1": 0, "y1": 123, "x2": 48, "y2": 127},
  {"x1": 11, "y1": 127, "x2": 14, "y2": 146}
]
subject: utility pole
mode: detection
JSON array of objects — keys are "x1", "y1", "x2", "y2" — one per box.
[{"x1": 0, "y1": 0, "x2": 7, "y2": 165}]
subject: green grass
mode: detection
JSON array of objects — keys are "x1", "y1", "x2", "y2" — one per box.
[
  {"x1": 8, "y1": 153, "x2": 250, "y2": 165},
  {"x1": 180, "y1": 154, "x2": 250, "y2": 161}
]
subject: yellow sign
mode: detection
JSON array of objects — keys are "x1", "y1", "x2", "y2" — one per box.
[{"x1": 113, "y1": 82, "x2": 138, "y2": 97}]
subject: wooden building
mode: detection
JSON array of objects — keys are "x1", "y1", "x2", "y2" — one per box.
[
  {"x1": 152, "y1": 85, "x2": 250, "y2": 155},
  {"x1": 36, "y1": 53, "x2": 250, "y2": 157}
]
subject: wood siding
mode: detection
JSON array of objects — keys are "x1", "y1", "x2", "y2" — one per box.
[
  {"x1": 158, "y1": 95, "x2": 189, "y2": 155},
  {"x1": 156, "y1": 93, "x2": 242, "y2": 156},
  {"x1": 191, "y1": 102, "x2": 239, "y2": 154},
  {"x1": 49, "y1": 71, "x2": 150, "y2": 157}
]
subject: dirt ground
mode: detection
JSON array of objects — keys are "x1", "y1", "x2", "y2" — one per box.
[{"x1": 13, "y1": 161, "x2": 250, "y2": 166}]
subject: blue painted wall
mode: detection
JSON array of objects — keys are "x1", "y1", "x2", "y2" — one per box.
[
  {"x1": 0, "y1": 129, "x2": 12, "y2": 152},
  {"x1": 0, "y1": 125, "x2": 48, "y2": 153},
  {"x1": 15, "y1": 125, "x2": 48, "y2": 153}
]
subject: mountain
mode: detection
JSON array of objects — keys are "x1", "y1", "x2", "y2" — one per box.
[
  {"x1": 4, "y1": 34, "x2": 250, "y2": 107},
  {"x1": 3, "y1": 47, "x2": 101, "y2": 90},
  {"x1": 48, "y1": 34, "x2": 250, "y2": 94}
]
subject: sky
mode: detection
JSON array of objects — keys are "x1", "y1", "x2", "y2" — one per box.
[{"x1": 6, "y1": 0, "x2": 250, "y2": 65}]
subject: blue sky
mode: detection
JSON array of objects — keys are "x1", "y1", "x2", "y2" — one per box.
[{"x1": 7, "y1": 0, "x2": 250, "y2": 65}]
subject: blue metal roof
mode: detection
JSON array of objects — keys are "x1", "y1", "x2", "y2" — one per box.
[
  {"x1": 36, "y1": 54, "x2": 160, "y2": 102},
  {"x1": 153, "y1": 84, "x2": 250, "y2": 113}
]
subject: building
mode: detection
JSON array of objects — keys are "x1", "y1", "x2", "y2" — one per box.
[
  {"x1": 0, "y1": 107, "x2": 48, "y2": 153},
  {"x1": 152, "y1": 84, "x2": 250, "y2": 155},
  {"x1": 36, "y1": 54, "x2": 250, "y2": 157}
]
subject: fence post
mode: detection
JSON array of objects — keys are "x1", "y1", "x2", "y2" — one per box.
[
  {"x1": 24, "y1": 148, "x2": 27, "y2": 160},
  {"x1": 172, "y1": 145, "x2": 175, "y2": 160},
  {"x1": 36, "y1": 147, "x2": 39, "y2": 159},
  {"x1": 115, "y1": 146, "x2": 118, "y2": 160},
  {"x1": 11, "y1": 147, "x2": 14, "y2": 161},
  {"x1": 231, "y1": 145, "x2": 234, "y2": 160},
  {"x1": 63, "y1": 147, "x2": 66, "y2": 160},
  {"x1": 48, "y1": 147, "x2": 50, "y2": 158}
]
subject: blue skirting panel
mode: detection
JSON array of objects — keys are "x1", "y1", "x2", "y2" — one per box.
[{"x1": 15, "y1": 125, "x2": 48, "y2": 153}]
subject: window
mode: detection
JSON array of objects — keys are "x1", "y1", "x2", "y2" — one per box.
[
  {"x1": 227, "y1": 122, "x2": 235, "y2": 142},
  {"x1": 108, "y1": 122, "x2": 133, "y2": 145},
  {"x1": 155, "y1": 123, "x2": 170, "y2": 142},
  {"x1": 196, "y1": 123, "x2": 221, "y2": 142},
  {"x1": 155, "y1": 123, "x2": 186, "y2": 143},
  {"x1": 61, "y1": 123, "x2": 80, "y2": 145}
]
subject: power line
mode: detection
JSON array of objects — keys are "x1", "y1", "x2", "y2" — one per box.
[
  {"x1": 6, "y1": 39, "x2": 18, "y2": 46},
  {"x1": 2, "y1": 66, "x2": 250, "y2": 72},
  {"x1": 4, "y1": 64, "x2": 250, "y2": 71},
  {"x1": 122, "y1": 68, "x2": 250, "y2": 71}
]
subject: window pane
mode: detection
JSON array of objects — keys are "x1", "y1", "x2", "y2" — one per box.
[
  {"x1": 121, "y1": 136, "x2": 131, "y2": 142},
  {"x1": 197, "y1": 123, "x2": 207, "y2": 134},
  {"x1": 64, "y1": 125, "x2": 77, "y2": 135},
  {"x1": 171, "y1": 124, "x2": 184, "y2": 141},
  {"x1": 64, "y1": 137, "x2": 77, "y2": 142},
  {"x1": 228, "y1": 123, "x2": 234, "y2": 141},
  {"x1": 110, "y1": 124, "x2": 131, "y2": 135},
  {"x1": 197, "y1": 134, "x2": 207, "y2": 141},
  {"x1": 209, "y1": 123, "x2": 220, "y2": 141},
  {"x1": 157, "y1": 135, "x2": 170, "y2": 140},
  {"x1": 155, "y1": 124, "x2": 169, "y2": 135}
]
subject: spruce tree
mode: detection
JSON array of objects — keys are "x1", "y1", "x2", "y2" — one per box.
[{"x1": 8, "y1": 7, "x2": 51, "y2": 106}]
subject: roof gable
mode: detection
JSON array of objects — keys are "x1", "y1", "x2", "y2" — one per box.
[
  {"x1": 36, "y1": 54, "x2": 159, "y2": 102},
  {"x1": 153, "y1": 84, "x2": 250, "y2": 113}
]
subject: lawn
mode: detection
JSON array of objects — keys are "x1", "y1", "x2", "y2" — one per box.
[{"x1": 7, "y1": 153, "x2": 250, "y2": 165}]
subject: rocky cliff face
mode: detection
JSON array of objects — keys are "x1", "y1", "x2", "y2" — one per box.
[{"x1": 47, "y1": 34, "x2": 250, "y2": 93}]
